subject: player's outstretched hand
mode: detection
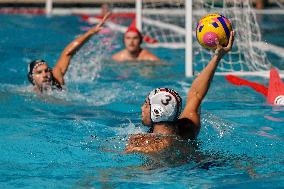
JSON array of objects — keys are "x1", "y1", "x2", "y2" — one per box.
[{"x1": 89, "y1": 12, "x2": 111, "y2": 34}]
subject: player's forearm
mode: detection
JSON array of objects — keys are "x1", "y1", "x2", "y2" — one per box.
[
  {"x1": 188, "y1": 54, "x2": 222, "y2": 101},
  {"x1": 64, "y1": 29, "x2": 98, "y2": 56},
  {"x1": 64, "y1": 13, "x2": 110, "y2": 56},
  {"x1": 53, "y1": 30, "x2": 97, "y2": 77}
]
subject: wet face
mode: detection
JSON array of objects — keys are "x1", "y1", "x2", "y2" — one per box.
[
  {"x1": 32, "y1": 63, "x2": 52, "y2": 90},
  {"x1": 141, "y1": 98, "x2": 152, "y2": 126},
  {"x1": 124, "y1": 31, "x2": 142, "y2": 53}
]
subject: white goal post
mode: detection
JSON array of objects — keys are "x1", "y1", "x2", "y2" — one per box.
[{"x1": 135, "y1": 0, "x2": 193, "y2": 76}]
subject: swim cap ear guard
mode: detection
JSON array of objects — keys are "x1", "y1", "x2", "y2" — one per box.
[
  {"x1": 148, "y1": 88, "x2": 182, "y2": 123},
  {"x1": 27, "y1": 59, "x2": 48, "y2": 85}
]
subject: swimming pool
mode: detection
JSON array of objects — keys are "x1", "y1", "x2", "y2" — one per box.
[{"x1": 0, "y1": 14, "x2": 284, "y2": 188}]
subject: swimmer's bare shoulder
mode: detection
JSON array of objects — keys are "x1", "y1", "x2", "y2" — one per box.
[
  {"x1": 112, "y1": 49, "x2": 127, "y2": 62},
  {"x1": 138, "y1": 49, "x2": 160, "y2": 62},
  {"x1": 112, "y1": 49, "x2": 160, "y2": 62},
  {"x1": 125, "y1": 133, "x2": 177, "y2": 154}
]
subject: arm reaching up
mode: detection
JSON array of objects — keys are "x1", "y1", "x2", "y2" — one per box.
[
  {"x1": 179, "y1": 31, "x2": 235, "y2": 138},
  {"x1": 52, "y1": 12, "x2": 111, "y2": 85}
]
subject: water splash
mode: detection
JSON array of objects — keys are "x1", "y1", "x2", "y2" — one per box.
[
  {"x1": 114, "y1": 119, "x2": 146, "y2": 135},
  {"x1": 202, "y1": 112, "x2": 234, "y2": 138}
]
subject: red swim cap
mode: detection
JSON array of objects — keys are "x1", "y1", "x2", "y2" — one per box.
[
  {"x1": 126, "y1": 27, "x2": 142, "y2": 37},
  {"x1": 125, "y1": 19, "x2": 143, "y2": 40}
]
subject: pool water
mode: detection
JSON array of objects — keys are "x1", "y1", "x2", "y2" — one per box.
[{"x1": 0, "y1": 14, "x2": 284, "y2": 188}]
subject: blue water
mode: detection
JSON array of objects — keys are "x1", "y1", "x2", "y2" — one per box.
[{"x1": 0, "y1": 14, "x2": 284, "y2": 188}]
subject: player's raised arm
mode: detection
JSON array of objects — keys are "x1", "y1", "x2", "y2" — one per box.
[
  {"x1": 52, "y1": 12, "x2": 111, "y2": 85},
  {"x1": 179, "y1": 31, "x2": 235, "y2": 136}
]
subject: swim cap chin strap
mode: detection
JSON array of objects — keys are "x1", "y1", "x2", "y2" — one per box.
[{"x1": 148, "y1": 88, "x2": 182, "y2": 123}]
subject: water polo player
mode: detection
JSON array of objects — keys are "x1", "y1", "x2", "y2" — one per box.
[
  {"x1": 112, "y1": 23, "x2": 160, "y2": 62},
  {"x1": 125, "y1": 31, "x2": 235, "y2": 153},
  {"x1": 27, "y1": 13, "x2": 110, "y2": 93}
]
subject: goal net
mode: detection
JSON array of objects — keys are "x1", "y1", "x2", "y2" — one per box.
[{"x1": 140, "y1": 0, "x2": 271, "y2": 75}]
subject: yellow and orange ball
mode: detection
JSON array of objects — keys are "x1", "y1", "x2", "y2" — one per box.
[{"x1": 196, "y1": 13, "x2": 233, "y2": 50}]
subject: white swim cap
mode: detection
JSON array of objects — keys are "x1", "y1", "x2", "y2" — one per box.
[
  {"x1": 274, "y1": 95, "x2": 284, "y2": 105},
  {"x1": 148, "y1": 88, "x2": 182, "y2": 123}
]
